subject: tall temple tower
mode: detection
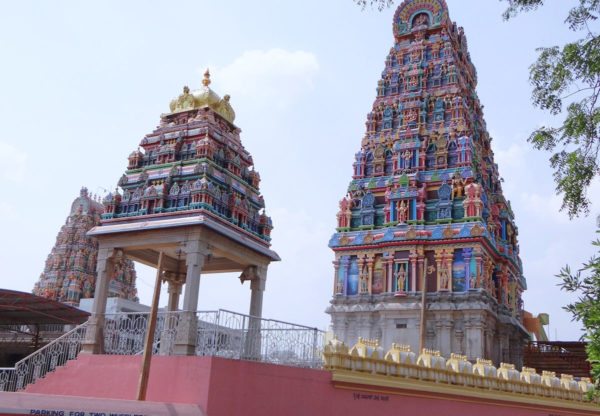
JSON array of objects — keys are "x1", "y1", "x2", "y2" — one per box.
[
  {"x1": 33, "y1": 188, "x2": 138, "y2": 306},
  {"x1": 327, "y1": 0, "x2": 528, "y2": 366}
]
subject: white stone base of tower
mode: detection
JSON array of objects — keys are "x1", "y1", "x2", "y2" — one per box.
[{"x1": 327, "y1": 290, "x2": 528, "y2": 368}]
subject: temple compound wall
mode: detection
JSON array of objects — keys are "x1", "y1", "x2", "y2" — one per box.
[{"x1": 327, "y1": 0, "x2": 528, "y2": 367}]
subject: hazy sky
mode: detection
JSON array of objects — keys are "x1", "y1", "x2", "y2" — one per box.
[{"x1": 0, "y1": 0, "x2": 597, "y2": 341}]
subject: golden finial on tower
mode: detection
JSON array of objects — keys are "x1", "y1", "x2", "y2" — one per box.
[{"x1": 202, "y1": 69, "x2": 211, "y2": 87}]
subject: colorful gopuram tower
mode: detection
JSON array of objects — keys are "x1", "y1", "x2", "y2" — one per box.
[
  {"x1": 80, "y1": 70, "x2": 278, "y2": 355},
  {"x1": 327, "y1": 0, "x2": 528, "y2": 366},
  {"x1": 101, "y1": 70, "x2": 272, "y2": 243},
  {"x1": 33, "y1": 188, "x2": 138, "y2": 306}
]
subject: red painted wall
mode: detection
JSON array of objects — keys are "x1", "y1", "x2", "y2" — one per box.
[{"x1": 24, "y1": 355, "x2": 598, "y2": 416}]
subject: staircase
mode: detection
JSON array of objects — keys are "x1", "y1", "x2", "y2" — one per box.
[{"x1": 0, "y1": 321, "x2": 88, "y2": 392}]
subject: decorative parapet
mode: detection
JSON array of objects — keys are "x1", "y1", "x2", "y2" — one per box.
[{"x1": 323, "y1": 339, "x2": 597, "y2": 405}]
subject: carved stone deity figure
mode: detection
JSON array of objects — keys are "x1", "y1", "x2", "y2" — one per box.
[
  {"x1": 397, "y1": 200, "x2": 408, "y2": 224},
  {"x1": 451, "y1": 173, "x2": 465, "y2": 199},
  {"x1": 415, "y1": 13, "x2": 429, "y2": 27},
  {"x1": 405, "y1": 109, "x2": 418, "y2": 125},
  {"x1": 462, "y1": 180, "x2": 482, "y2": 218},
  {"x1": 74, "y1": 249, "x2": 86, "y2": 270},
  {"x1": 336, "y1": 196, "x2": 352, "y2": 228},
  {"x1": 359, "y1": 267, "x2": 369, "y2": 294},
  {"x1": 439, "y1": 262, "x2": 450, "y2": 290},
  {"x1": 169, "y1": 86, "x2": 195, "y2": 112},
  {"x1": 395, "y1": 263, "x2": 407, "y2": 292},
  {"x1": 83, "y1": 278, "x2": 93, "y2": 299},
  {"x1": 401, "y1": 150, "x2": 413, "y2": 169}
]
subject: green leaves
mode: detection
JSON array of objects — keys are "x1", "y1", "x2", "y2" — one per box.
[
  {"x1": 354, "y1": 0, "x2": 394, "y2": 11},
  {"x1": 502, "y1": 0, "x2": 600, "y2": 218},
  {"x1": 502, "y1": 0, "x2": 545, "y2": 21},
  {"x1": 558, "y1": 236, "x2": 600, "y2": 389}
]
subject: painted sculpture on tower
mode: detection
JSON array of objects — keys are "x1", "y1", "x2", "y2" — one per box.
[
  {"x1": 100, "y1": 70, "x2": 273, "y2": 246},
  {"x1": 33, "y1": 188, "x2": 138, "y2": 306},
  {"x1": 327, "y1": 0, "x2": 527, "y2": 366}
]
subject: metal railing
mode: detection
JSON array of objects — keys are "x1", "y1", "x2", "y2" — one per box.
[
  {"x1": 103, "y1": 311, "x2": 183, "y2": 355},
  {"x1": 103, "y1": 309, "x2": 324, "y2": 368},
  {"x1": 195, "y1": 310, "x2": 323, "y2": 368},
  {"x1": 0, "y1": 309, "x2": 324, "y2": 393},
  {"x1": 0, "y1": 322, "x2": 88, "y2": 392}
]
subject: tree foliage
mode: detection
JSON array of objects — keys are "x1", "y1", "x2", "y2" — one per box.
[
  {"x1": 558, "y1": 232, "x2": 600, "y2": 390},
  {"x1": 353, "y1": 0, "x2": 394, "y2": 11},
  {"x1": 504, "y1": 0, "x2": 600, "y2": 218}
]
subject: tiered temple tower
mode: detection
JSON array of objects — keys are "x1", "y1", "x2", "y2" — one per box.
[
  {"x1": 327, "y1": 0, "x2": 528, "y2": 366},
  {"x1": 82, "y1": 70, "x2": 279, "y2": 355},
  {"x1": 33, "y1": 188, "x2": 138, "y2": 306},
  {"x1": 101, "y1": 71, "x2": 272, "y2": 242}
]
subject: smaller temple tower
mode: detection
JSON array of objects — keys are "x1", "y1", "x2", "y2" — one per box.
[
  {"x1": 33, "y1": 188, "x2": 138, "y2": 306},
  {"x1": 82, "y1": 70, "x2": 279, "y2": 355}
]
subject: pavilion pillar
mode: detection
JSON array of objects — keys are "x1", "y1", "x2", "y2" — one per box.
[
  {"x1": 82, "y1": 247, "x2": 116, "y2": 354},
  {"x1": 167, "y1": 279, "x2": 182, "y2": 312},
  {"x1": 244, "y1": 265, "x2": 267, "y2": 359},
  {"x1": 174, "y1": 240, "x2": 209, "y2": 356}
]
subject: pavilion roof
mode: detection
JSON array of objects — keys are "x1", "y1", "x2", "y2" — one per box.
[{"x1": 0, "y1": 289, "x2": 89, "y2": 325}]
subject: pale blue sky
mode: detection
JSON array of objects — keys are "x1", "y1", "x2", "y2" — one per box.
[{"x1": 0, "y1": 0, "x2": 597, "y2": 341}]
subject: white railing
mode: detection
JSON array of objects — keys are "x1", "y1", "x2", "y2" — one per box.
[
  {"x1": 0, "y1": 322, "x2": 88, "y2": 392},
  {"x1": 0, "y1": 309, "x2": 324, "y2": 393},
  {"x1": 195, "y1": 310, "x2": 323, "y2": 368},
  {"x1": 0, "y1": 368, "x2": 14, "y2": 392},
  {"x1": 103, "y1": 309, "x2": 324, "y2": 368},
  {"x1": 103, "y1": 311, "x2": 183, "y2": 355}
]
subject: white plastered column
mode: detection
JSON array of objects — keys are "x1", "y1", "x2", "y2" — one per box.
[
  {"x1": 244, "y1": 265, "x2": 267, "y2": 359},
  {"x1": 82, "y1": 247, "x2": 116, "y2": 354},
  {"x1": 167, "y1": 278, "x2": 183, "y2": 312},
  {"x1": 174, "y1": 240, "x2": 210, "y2": 356}
]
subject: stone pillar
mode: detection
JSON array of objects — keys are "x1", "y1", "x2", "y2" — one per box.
[
  {"x1": 159, "y1": 276, "x2": 183, "y2": 355},
  {"x1": 332, "y1": 259, "x2": 341, "y2": 295},
  {"x1": 434, "y1": 249, "x2": 443, "y2": 291},
  {"x1": 437, "y1": 317, "x2": 453, "y2": 357},
  {"x1": 248, "y1": 266, "x2": 267, "y2": 318},
  {"x1": 357, "y1": 257, "x2": 367, "y2": 294},
  {"x1": 174, "y1": 240, "x2": 208, "y2": 356},
  {"x1": 167, "y1": 279, "x2": 182, "y2": 312},
  {"x1": 383, "y1": 254, "x2": 393, "y2": 293},
  {"x1": 245, "y1": 265, "x2": 267, "y2": 359},
  {"x1": 392, "y1": 259, "x2": 400, "y2": 292},
  {"x1": 464, "y1": 316, "x2": 485, "y2": 361},
  {"x1": 463, "y1": 248, "x2": 473, "y2": 290},
  {"x1": 340, "y1": 256, "x2": 349, "y2": 296},
  {"x1": 409, "y1": 251, "x2": 418, "y2": 292},
  {"x1": 417, "y1": 255, "x2": 424, "y2": 292},
  {"x1": 366, "y1": 256, "x2": 374, "y2": 295},
  {"x1": 82, "y1": 247, "x2": 116, "y2": 354}
]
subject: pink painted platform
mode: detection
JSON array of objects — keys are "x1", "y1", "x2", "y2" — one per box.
[
  {"x1": 0, "y1": 391, "x2": 204, "y2": 415},
  {"x1": 11, "y1": 355, "x2": 598, "y2": 415}
]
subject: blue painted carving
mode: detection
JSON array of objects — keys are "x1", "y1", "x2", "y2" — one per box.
[
  {"x1": 347, "y1": 257, "x2": 359, "y2": 295},
  {"x1": 383, "y1": 106, "x2": 393, "y2": 130},
  {"x1": 360, "y1": 192, "x2": 375, "y2": 226},
  {"x1": 383, "y1": 228, "x2": 395, "y2": 241},
  {"x1": 452, "y1": 249, "x2": 466, "y2": 292},
  {"x1": 437, "y1": 183, "x2": 452, "y2": 220}
]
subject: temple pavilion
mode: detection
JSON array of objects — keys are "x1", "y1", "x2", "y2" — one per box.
[
  {"x1": 327, "y1": 0, "x2": 528, "y2": 367},
  {"x1": 82, "y1": 70, "x2": 279, "y2": 354}
]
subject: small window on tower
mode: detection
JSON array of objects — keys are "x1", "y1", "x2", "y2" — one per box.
[{"x1": 395, "y1": 319, "x2": 408, "y2": 329}]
